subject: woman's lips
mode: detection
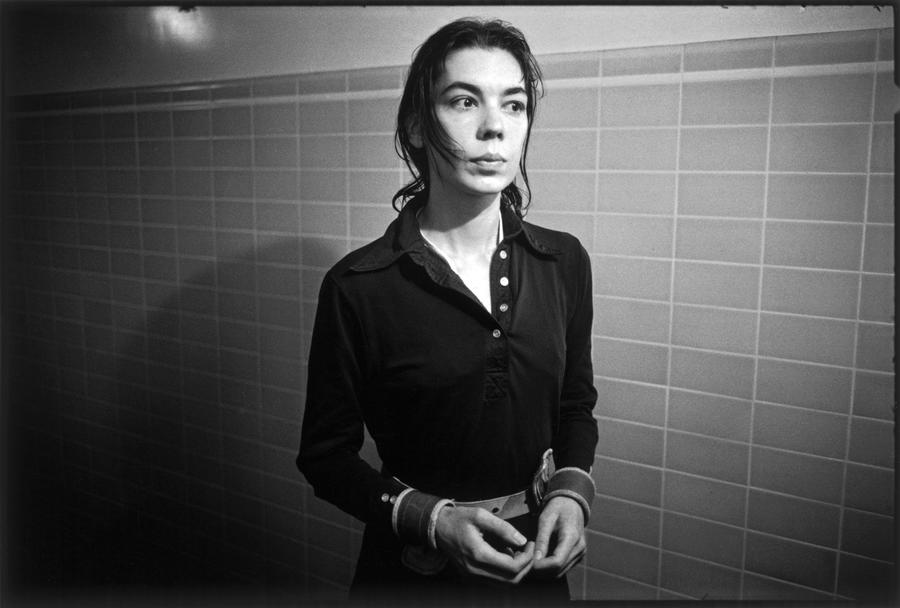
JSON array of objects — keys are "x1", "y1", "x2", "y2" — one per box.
[{"x1": 470, "y1": 154, "x2": 506, "y2": 167}]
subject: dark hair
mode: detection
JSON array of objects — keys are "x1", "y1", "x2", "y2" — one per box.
[{"x1": 392, "y1": 17, "x2": 543, "y2": 218}]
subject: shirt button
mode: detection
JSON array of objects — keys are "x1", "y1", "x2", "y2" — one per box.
[
  {"x1": 499, "y1": 250, "x2": 508, "y2": 260},
  {"x1": 499, "y1": 276, "x2": 509, "y2": 287},
  {"x1": 499, "y1": 303, "x2": 509, "y2": 313},
  {"x1": 492, "y1": 329, "x2": 502, "y2": 339},
  {"x1": 380, "y1": 493, "x2": 390, "y2": 503}
]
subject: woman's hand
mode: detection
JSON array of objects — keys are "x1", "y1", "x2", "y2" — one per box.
[
  {"x1": 532, "y1": 496, "x2": 586, "y2": 577},
  {"x1": 434, "y1": 505, "x2": 535, "y2": 584}
]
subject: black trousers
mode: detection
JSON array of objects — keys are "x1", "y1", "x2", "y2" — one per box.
[{"x1": 349, "y1": 512, "x2": 571, "y2": 608}]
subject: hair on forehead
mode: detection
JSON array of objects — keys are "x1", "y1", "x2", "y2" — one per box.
[
  {"x1": 435, "y1": 29, "x2": 527, "y2": 82},
  {"x1": 436, "y1": 48, "x2": 528, "y2": 97},
  {"x1": 392, "y1": 17, "x2": 544, "y2": 217}
]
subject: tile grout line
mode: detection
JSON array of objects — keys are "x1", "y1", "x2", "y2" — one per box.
[
  {"x1": 23, "y1": 160, "x2": 894, "y2": 175},
  {"x1": 71, "y1": 102, "x2": 94, "y2": 492},
  {"x1": 344, "y1": 74, "x2": 352, "y2": 265},
  {"x1": 584, "y1": 50, "x2": 603, "y2": 603},
  {"x1": 654, "y1": 41, "x2": 686, "y2": 599},
  {"x1": 590, "y1": 455, "x2": 894, "y2": 511},
  {"x1": 133, "y1": 100, "x2": 152, "y2": 424},
  {"x1": 39, "y1": 224, "x2": 900, "y2": 278},
  {"x1": 249, "y1": 81, "x2": 265, "y2": 548},
  {"x1": 206, "y1": 98, "x2": 226, "y2": 545},
  {"x1": 167, "y1": 93, "x2": 192, "y2": 538},
  {"x1": 740, "y1": 35, "x2": 777, "y2": 599},
  {"x1": 129, "y1": 95, "x2": 153, "y2": 541},
  {"x1": 342, "y1": 72, "x2": 357, "y2": 568},
  {"x1": 297, "y1": 59, "x2": 310, "y2": 586},
  {"x1": 145, "y1": 95, "x2": 179, "y2": 543},
  {"x1": 12, "y1": 58, "x2": 893, "y2": 118},
  {"x1": 832, "y1": 28, "x2": 882, "y2": 597}
]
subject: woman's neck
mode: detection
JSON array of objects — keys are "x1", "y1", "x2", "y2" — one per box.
[
  {"x1": 417, "y1": 191, "x2": 502, "y2": 311},
  {"x1": 418, "y1": 191, "x2": 502, "y2": 257}
]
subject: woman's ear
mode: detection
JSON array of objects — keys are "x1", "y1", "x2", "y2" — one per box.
[{"x1": 406, "y1": 116, "x2": 424, "y2": 149}]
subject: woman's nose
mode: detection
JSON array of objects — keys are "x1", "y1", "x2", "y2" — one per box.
[{"x1": 477, "y1": 106, "x2": 504, "y2": 140}]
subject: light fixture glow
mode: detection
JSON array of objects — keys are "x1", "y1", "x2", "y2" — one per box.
[{"x1": 151, "y1": 6, "x2": 209, "y2": 46}]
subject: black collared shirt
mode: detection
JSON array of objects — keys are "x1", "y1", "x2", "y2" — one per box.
[{"x1": 297, "y1": 197, "x2": 598, "y2": 526}]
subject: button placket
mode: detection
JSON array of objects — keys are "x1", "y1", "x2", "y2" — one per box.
[
  {"x1": 484, "y1": 244, "x2": 510, "y2": 404},
  {"x1": 494, "y1": 246, "x2": 511, "y2": 324}
]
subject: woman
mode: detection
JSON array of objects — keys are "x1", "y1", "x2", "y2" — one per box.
[{"x1": 297, "y1": 17, "x2": 598, "y2": 606}]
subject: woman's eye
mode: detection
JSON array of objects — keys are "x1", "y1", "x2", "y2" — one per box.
[
  {"x1": 508, "y1": 101, "x2": 526, "y2": 113},
  {"x1": 451, "y1": 97, "x2": 476, "y2": 109}
]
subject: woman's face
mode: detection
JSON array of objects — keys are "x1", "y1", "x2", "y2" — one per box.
[{"x1": 424, "y1": 46, "x2": 529, "y2": 203}]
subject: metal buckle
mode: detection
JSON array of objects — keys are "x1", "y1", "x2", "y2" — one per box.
[{"x1": 530, "y1": 448, "x2": 554, "y2": 507}]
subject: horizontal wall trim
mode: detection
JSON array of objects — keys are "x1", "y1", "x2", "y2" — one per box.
[
  {"x1": 9, "y1": 170, "x2": 894, "y2": 179},
  {"x1": 599, "y1": 393, "x2": 890, "y2": 434},
  {"x1": 585, "y1": 522, "x2": 879, "y2": 566},
  {"x1": 594, "y1": 337, "x2": 887, "y2": 373},
  {"x1": 597, "y1": 291, "x2": 868, "y2": 316},
  {"x1": 10, "y1": 126, "x2": 894, "y2": 142},
  {"x1": 10, "y1": 237, "x2": 894, "y2": 281},
  {"x1": 11, "y1": 283, "x2": 895, "y2": 335},
  {"x1": 596, "y1": 449, "x2": 892, "y2": 481},
  {"x1": 577, "y1": 564, "x2": 664, "y2": 591},
  {"x1": 591, "y1": 253, "x2": 894, "y2": 274},
  {"x1": 10, "y1": 60, "x2": 893, "y2": 118},
  {"x1": 555, "y1": 59, "x2": 892, "y2": 89}
]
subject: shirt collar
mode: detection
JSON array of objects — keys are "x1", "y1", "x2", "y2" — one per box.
[{"x1": 349, "y1": 196, "x2": 561, "y2": 273}]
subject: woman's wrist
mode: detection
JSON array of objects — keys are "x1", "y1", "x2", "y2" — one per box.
[
  {"x1": 541, "y1": 467, "x2": 596, "y2": 522},
  {"x1": 428, "y1": 500, "x2": 455, "y2": 550}
]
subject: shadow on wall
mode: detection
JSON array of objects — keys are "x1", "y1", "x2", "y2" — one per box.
[{"x1": 8, "y1": 234, "x2": 354, "y2": 603}]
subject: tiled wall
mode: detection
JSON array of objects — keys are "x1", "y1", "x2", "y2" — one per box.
[{"x1": 5, "y1": 28, "x2": 895, "y2": 602}]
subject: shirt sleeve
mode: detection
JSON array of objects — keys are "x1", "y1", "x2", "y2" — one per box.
[
  {"x1": 551, "y1": 242, "x2": 599, "y2": 474},
  {"x1": 296, "y1": 273, "x2": 444, "y2": 544}
]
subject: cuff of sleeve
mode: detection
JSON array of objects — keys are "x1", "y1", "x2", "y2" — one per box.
[
  {"x1": 427, "y1": 499, "x2": 454, "y2": 550},
  {"x1": 390, "y1": 488, "x2": 415, "y2": 537},
  {"x1": 542, "y1": 467, "x2": 596, "y2": 522},
  {"x1": 392, "y1": 489, "x2": 448, "y2": 545}
]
